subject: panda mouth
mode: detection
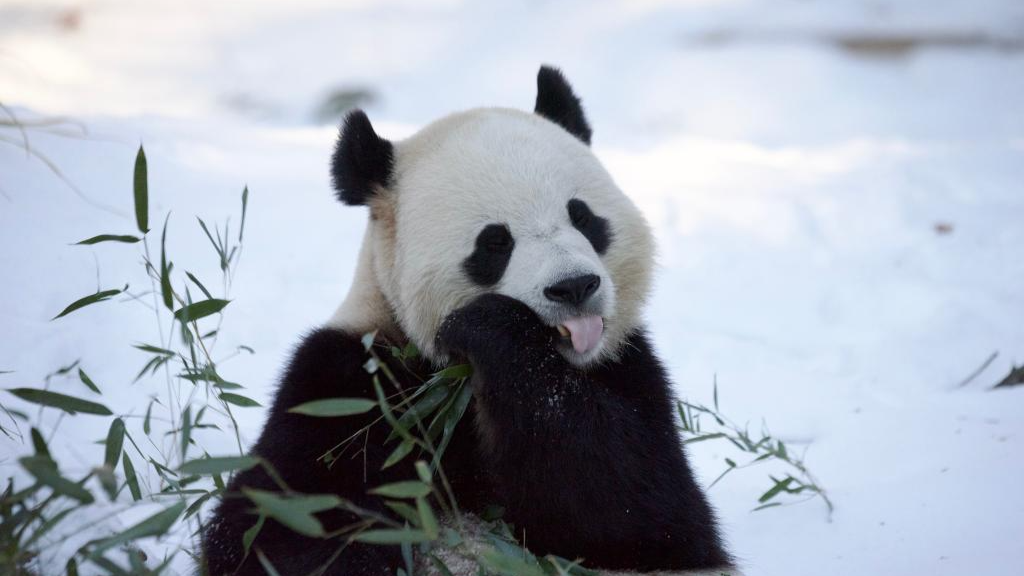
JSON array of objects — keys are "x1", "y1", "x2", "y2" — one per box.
[{"x1": 555, "y1": 315, "x2": 605, "y2": 355}]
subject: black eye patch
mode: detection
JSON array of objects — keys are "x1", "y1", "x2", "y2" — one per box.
[
  {"x1": 463, "y1": 224, "x2": 514, "y2": 286},
  {"x1": 568, "y1": 199, "x2": 611, "y2": 254}
]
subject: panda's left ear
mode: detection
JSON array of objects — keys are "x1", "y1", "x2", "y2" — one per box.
[
  {"x1": 331, "y1": 109, "x2": 394, "y2": 206},
  {"x1": 534, "y1": 65, "x2": 593, "y2": 145}
]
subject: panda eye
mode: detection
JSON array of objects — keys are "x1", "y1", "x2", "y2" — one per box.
[
  {"x1": 568, "y1": 199, "x2": 592, "y2": 227},
  {"x1": 568, "y1": 199, "x2": 591, "y2": 226},
  {"x1": 478, "y1": 224, "x2": 514, "y2": 254},
  {"x1": 567, "y1": 199, "x2": 612, "y2": 255}
]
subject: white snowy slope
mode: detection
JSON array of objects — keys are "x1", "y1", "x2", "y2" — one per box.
[{"x1": 1, "y1": 1, "x2": 1023, "y2": 575}]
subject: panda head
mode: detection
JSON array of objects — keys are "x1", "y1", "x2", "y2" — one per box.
[{"x1": 328, "y1": 66, "x2": 654, "y2": 368}]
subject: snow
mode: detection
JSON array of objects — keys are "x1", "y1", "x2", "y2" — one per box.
[{"x1": 2, "y1": 0, "x2": 1023, "y2": 574}]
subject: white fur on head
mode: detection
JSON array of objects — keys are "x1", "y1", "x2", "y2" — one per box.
[{"x1": 329, "y1": 108, "x2": 654, "y2": 367}]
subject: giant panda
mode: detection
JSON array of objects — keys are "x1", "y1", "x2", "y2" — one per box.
[{"x1": 202, "y1": 66, "x2": 738, "y2": 576}]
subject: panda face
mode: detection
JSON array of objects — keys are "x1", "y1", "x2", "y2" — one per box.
[
  {"x1": 328, "y1": 68, "x2": 654, "y2": 368},
  {"x1": 374, "y1": 109, "x2": 652, "y2": 367}
]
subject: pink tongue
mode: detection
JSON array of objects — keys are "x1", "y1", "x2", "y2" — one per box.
[{"x1": 561, "y1": 316, "x2": 604, "y2": 354}]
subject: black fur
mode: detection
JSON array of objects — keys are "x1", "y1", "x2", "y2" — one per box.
[
  {"x1": 331, "y1": 110, "x2": 394, "y2": 206},
  {"x1": 436, "y1": 294, "x2": 730, "y2": 571},
  {"x1": 534, "y1": 65, "x2": 593, "y2": 145},
  {"x1": 462, "y1": 223, "x2": 514, "y2": 286},
  {"x1": 201, "y1": 330, "x2": 413, "y2": 575},
  {"x1": 202, "y1": 295, "x2": 730, "y2": 574},
  {"x1": 567, "y1": 199, "x2": 612, "y2": 254}
]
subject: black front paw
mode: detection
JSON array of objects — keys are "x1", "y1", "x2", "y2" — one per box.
[{"x1": 436, "y1": 294, "x2": 555, "y2": 361}]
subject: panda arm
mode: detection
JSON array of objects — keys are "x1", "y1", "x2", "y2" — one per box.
[
  {"x1": 201, "y1": 328, "x2": 408, "y2": 576},
  {"x1": 437, "y1": 294, "x2": 731, "y2": 571}
]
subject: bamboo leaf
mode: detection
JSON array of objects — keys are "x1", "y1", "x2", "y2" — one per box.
[
  {"x1": 382, "y1": 439, "x2": 415, "y2": 469},
  {"x1": 104, "y1": 418, "x2": 125, "y2": 469},
  {"x1": 433, "y1": 364, "x2": 472, "y2": 380},
  {"x1": 7, "y1": 388, "x2": 112, "y2": 415},
  {"x1": 185, "y1": 271, "x2": 213, "y2": 300},
  {"x1": 370, "y1": 481, "x2": 431, "y2": 499},
  {"x1": 242, "y1": 514, "x2": 265, "y2": 557},
  {"x1": 133, "y1": 145, "x2": 149, "y2": 233},
  {"x1": 77, "y1": 368, "x2": 101, "y2": 394},
  {"x1": 416, "y1": 497, "x2": 438, "y2": 539},
  {"x1": 160, "y1": 214, "x2": 173, "y2": 310},
  {"x1": 75, "y1": 234, "x2": 140, "y2": 245},
  {"x1": 91, "y1": 501, "x2": 186, "y2": 553},
  {"x1": 241, "y1": 489, "x2": 339, "y2": 538},
  {"x1": 180, "y1": 456, "x2": 259, "y2": 475},
  {"x1": 288, "y1": 398, "x2": 376, "y2": 417},
  {"x1": 19, "y1": 456, "x2": 94, "y2": 503},
  {"x1": 123, "y1": 454, "x2": 141, "y2": 501},
  {"x1": 758, "y1": 477, "x2": 795, "y2": 504},
  {"x1": 682, "y1": 432, "x2": 727, "y2": 445},
  {"x1": 52, "y1": 288, "x2": 122, "y2": 320},
  {"x1": 353, "y1": 529, "x2": 432, "y2": 545},
  {"x1": 219, "y1": 392, "x2": 260, "y2": 407},
  {"x1": 174, "y1": 299, "x2": 229, "y2": 323},
  {"x1": 239, "y1": 186, "x2": 249, "y2": 242},
  {"x1": 180, "y1": 405, "x2": 191, "y2": 460}
]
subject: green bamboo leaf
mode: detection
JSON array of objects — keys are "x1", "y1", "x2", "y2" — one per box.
[
  {"x1": 66, "y1": 558, "x2": 78, "y2": 576},
  {"x1": 75, "y1": 234, "x2": 141, "y2": 245},
  {"x1": 433, "y1": 364, "x2": 472, "y2": 380},
  {"x1": 382, "y1": 439, "x2": 414, "y2": 470},
  {"x1": 133, "y1": 343, "x2": 175, "y2": 356},
  {"x1": 133, "y1": 145, "x2": 148, "y2": 234},
  {"x1": 416, "y1": 497, "x2": 438, "y2": 539},
  {"x1": 353, "y1": 529, "x2": 432, "y2": 545},
  {"x1": 31, "y1": 427, "x2": 51, "y2": 457},
  {"x1": 239, "y1": 186, "x2": 249, "y2": 243},
  {"x1": 143, "y1": 401, "x2": 153, "y2": 435},
  {"x1": 77, "y1": 368, "x2": 101, "y2": 394},
  {"x1": 174, "y1": 299, "x2": 229, "y2": 323},
  {"x1": 369, "y1": 481, "x2": 431, "y2": 499},
  {"x1": 123, "y1": 453, "x2": 141, "y2": 501},
  {"x1": 682, "y1": 432, "x2": 727, "y2": 445},
  {"x1": 180, "y1": 405, "x2": 191, "y2": 460},
  {"x1": 52, "y1": 288, "x2": 122, "y2": 320},
  {"x1": 288, "y1": 398, "x2": 376, "y2": 417},
  {"x1": 19, "y1": 456, "x2": 94, "y2": 504},
  {"x1": 219, "y1": 392, "x2": 260, "y2": 407},
  {"x1": 383, "y1": 501, "x2": 420, "y2": 526},
  {"x1": 478, "y1": 548, "x2": 546, "y2": 576},
  {"x1": 104, "y1": 418, "x2": 125, "y2": 469},
  {"x1": 160, "y1": 214, "x2": 173, "y2": 310},
  {"x1": 7, "y1": 388, "x2": 112, "y2": 415},
  {"x1": 758, "y1": 477, "x2": 795, "y2": 504},
  {"x1": 91, "y1": 501, "x2": 186, "y2": 553},
  {"x1": 242, "y1": 489, "x2": 339, "y2": 538},
  {"x1": 180, "y1": 456, "x2": 259, "y2": 475},
  {"x1": 414, "y1": 461, "x2": 431, "y2": 484},
  {"x1": 185, "y1": 271, "x2": 213, "y2": 300},
  {"x1": 242, "y1": 514, "x2": 265, "y2": 557}
]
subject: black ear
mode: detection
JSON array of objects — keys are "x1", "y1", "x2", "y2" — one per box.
[
  {"x1": 331, "y1": 110, "x2": 394, "y2": 206},
  {"x1": 534, "y1": 65, "x2": 592, "y2": 145}
]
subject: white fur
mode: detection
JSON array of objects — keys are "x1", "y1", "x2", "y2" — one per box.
[{"x1": 328, "y1": 107, "x2": 655, "y2": 367}]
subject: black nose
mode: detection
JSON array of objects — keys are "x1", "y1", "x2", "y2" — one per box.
[{"x1": 544, "y1": 274, "x2": 601, "y2": 306}]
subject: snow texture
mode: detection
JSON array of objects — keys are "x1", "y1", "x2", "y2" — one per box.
[{"x1": 1, "y1": 1, "x2": 1023, "y2": 575}]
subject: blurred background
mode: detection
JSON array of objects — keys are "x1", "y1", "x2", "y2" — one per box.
[{"x1": 1, "y1": 1, "x2": 1023, "y2": 575}]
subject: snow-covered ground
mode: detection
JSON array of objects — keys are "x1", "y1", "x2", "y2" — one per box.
[{"x1": 2, "y1": 0, "x2": 1023, "y2": 574}]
